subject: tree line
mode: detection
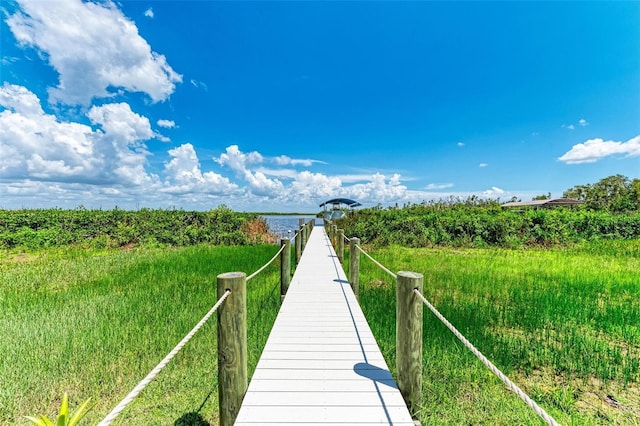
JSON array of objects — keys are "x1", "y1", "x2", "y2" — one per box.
[{"x1": 337, "y1": 175, "x2": 640, "y2": 248}]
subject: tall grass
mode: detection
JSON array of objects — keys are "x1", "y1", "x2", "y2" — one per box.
[
  {"x1": 1, "y1": 245, "x2": 282, "y2": 425},
  {"x1": 356, "y1": 239, "x2": 640, "y2": 425}
]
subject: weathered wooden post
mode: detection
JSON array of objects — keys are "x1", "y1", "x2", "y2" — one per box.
[
  {"x1": 396, "y1": 271, "x2": 423, "y2": 417},
  {"x1": 295, "y1": 226, "x2": 302, "y2": 265},
  {"x1": 280, "y1": 238, "x2": 291, "y2": 303},
  {"x1": 337, "y1": 228, "x2": 345, "y2": 264},
  {"x1": 349, "y1": 237, "x2": 360, "y2": 299},
  {"x1": 331, "y1": 224, "x2": 338, "y2": 248},
  {"x1": 217, "y1": 272, "x2": 247, "y2": 426}
]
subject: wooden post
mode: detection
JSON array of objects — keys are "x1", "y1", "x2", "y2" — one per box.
[
  {"x1": 305, "y1": 221, "x2": 309, "y2": 246},
  {"x1": 333, "y1": 225, "x2": 338, "y2": 248},
  {"x1": 337, "y1": 228, "x2": 344, "y2": 264},
  {"x1": 298, "y1": 219, "x2": 305, "y2": 252},
  {"x1": 280, "y1": 238, "x2": 291, "y2": 303},
  {"x1": 349, "y1": 237, "x2": 360, "y2": 299},
  {"x1": 396, "y1": 271, "x2": 423, "y2": 417},
  {"x1": 295, "y1": 225, "x2": 302, "y2": 265},
  {"x1": 217, "y1": 272, "x2": 247, "y2": 426}
]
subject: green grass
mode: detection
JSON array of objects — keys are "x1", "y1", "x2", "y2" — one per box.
[
  {"x1": 1, "y1": 245, "x2": 282, "y2": 425},
  {"x1": 356, "y1": 239, "x2": 640, "y2": 425},
  {"x1": 4, "y1": 239, "x2": 639, "y2": 425}
]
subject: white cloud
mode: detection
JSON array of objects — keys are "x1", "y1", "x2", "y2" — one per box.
[
  {"x1": 162, "y1": 143, "x2": 237, "y2": 195},
  {"x1": 190, "y1": 79, "x2": 209, "y2": 92},
  {"x1": 0, "y1": 83, "x2": 157, "y2": 185},
  {"x1": 335, "y1": 174, "x2": 377, "y2": 183},
  {"x1": 558, "y1": 135, "x2": 640, "y2": 164},
  {"x1": 578, "y1": 118, "x2": 588, "y2": 126},
  {"x1": 290, "y1": 171, "x2": 342, "y2": 200},
  {"x1": 457, "y1": 142, "x2": 465, "y2": 147},
  {"x1": 7, "y1": 0, "x2": 182, "y2": 105},
  {"x1": 340, "y1": 173, "x2": 407, "y2": 202},
  {"x1": 479, "y1": 163, "x2": 488, "y2": 168},
  {"x1": 157, "y1": 119, "x2": 176, "y2": 128},
  {"x1": 273, "y1": 155, "x2": 324, "y2": 167},
  {"x1": 144, "y1": 7, "x2": 154, "y2": 18},
  {"x1": 215, "y1": 145, "x2": 263, "y2": 172},
  {"x1": 214, "y1": 145, "x2": 285, "y2": 197},
  {"x1": 483, "y1": 186, "x2": 505, "y2": 197},
  {"x1": 425, "y1": 183, "x2": 454, "y2": 190},
  {"x1": 87, "y1": 102, "x2": 154, "y2": 142},
  {"x1": 255, "y1": 167, "x2": 298, "y2": 179}
]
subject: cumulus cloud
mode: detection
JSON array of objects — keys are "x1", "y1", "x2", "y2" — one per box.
[
  {"x1": 0, "y1": 83, "x2": 156, "y2": 185},
  {"x1": 340, "y1": 173, "x2": 407, "y2": 202},
  {"x1": 457, "y1": 142, "x2": 464, "y2": 147},
  {"x1": 215, "y1": 145, "x2": 263, "y2": 172},
  {"x1": 578, "y1": 118, "x2": 588, "y2": 126},
  {"x1": 144, "y1": 7, "x2": 154, "y2": 18},
  {"x1": 162, "y1": 143, "x2": 237, "y2": 195},
  {"x1": 6, "y1": 0, "x2": 182, "y2": 105},
  {"x1": 558, "y1": 135, "x2": 640, "y2": 164},
  {"x1": 214, "y1": 145, "x2": 284, "y2": 197},
  {"x1": 290, "y1": 171, "x2": 342, "y2": 200},
  {"x1": 479, "y1": 163, "x2": 488, "y2": 168}
]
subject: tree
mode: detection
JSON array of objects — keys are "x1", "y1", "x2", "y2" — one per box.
[
  {"x1": 563, "y1": 174, "x2": 640, "y2": 212},
  {"x1": 532, "y1": 192, "x2": 551, "y2": 200}
]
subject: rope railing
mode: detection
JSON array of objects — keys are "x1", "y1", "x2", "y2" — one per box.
[
  {"x1": 355, "y1": 244, "x2": 397, "y2": 279},
  {"x1": 342, "y1": 232, "x2": 559, "y2": 425},
  {"x1": 413, "y1": 289, "x2": 560, "y2": 426},
  {"x1": 97, "y1": 290, "x2": 232, "y2": 426},
  {"x1": 247, "y1": 243, "x2": 286, "y2": 281},
  {"x1": 97, "y1": 220, "x2": 316, "y2": 426}
]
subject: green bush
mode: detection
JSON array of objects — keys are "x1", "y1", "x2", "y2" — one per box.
[
  {"x1": 0, "y1": 206, "x2": 262, "y2": 250},
  {"x1": 339, "y1": 202, "x2": 640, "y2": 248}
]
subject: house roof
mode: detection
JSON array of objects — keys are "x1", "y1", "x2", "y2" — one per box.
[{"x1": 501, "y1": 198, "x2": 584, "y2": 208}]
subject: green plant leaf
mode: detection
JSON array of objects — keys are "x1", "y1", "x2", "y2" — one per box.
[
  {"x1": 68, "y1": 398, "x2": 94, "y2": 426},
  {"x1": 57, "y1": 393, "x2": 69, "y2": 426},
  {"x1": 23, "y1": 415, "x2": 54, "y2": 426}
]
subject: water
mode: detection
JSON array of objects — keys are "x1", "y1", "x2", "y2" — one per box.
[{"x1": 261, "y1": 215, "x2": 323, "y2": 239}]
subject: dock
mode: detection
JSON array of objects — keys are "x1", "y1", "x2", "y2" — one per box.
[{"x1": 235, "y1": 225, "x2": 415, "y2": 425}]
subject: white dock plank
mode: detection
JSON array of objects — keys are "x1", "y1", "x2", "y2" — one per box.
[{"x1": 236, "y1": 226, "x2": 414, "y2": 424}]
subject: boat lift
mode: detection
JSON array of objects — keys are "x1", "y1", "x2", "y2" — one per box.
[{"x1": 319, "y1": 198, "x2": 362, "y2": 220}]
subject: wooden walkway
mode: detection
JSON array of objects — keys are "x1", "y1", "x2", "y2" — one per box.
[{"x1": 235, "y1": 226, "x2": 415, "y2": 425}]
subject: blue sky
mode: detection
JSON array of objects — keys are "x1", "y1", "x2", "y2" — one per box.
[{"x1": 1, "y1": 0, "x2": 638, "y2": 212}]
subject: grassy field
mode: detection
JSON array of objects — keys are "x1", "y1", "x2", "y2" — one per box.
[
  {"x1": 0, "y1": 245, "x2": 282, "y2": 425},
  {"x1": 3, "y1": 239, "x2": 639, "y2": 425},
  {"x1": 356, "y1": 239, "x2": 639, "y2": 425}
]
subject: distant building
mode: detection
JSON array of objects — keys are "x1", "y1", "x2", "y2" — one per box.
[{"x1": 501, "y1": 198, "x2": 584, "y2": 209}]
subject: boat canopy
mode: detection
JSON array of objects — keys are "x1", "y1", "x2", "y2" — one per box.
[
  {"x1": 319, "y1": 198, "x2": 361, "y2": 220},
  {"x1": 318, "y1": 198, "x2": 362, "y2": 208}
]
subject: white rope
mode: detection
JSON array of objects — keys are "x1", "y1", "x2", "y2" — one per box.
[
  {"x1": 356, "y1": 245, "x2": 397, "y2": 279},
  {"x1": 97, "y1": 290, "x2": 231, "y2": 426},
  {"x1": 413, "y1": 289, "x2": 560, "y2": 426},
  {"x1": 246, "y1": 243, "x2": 286, "y2": 281}
]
